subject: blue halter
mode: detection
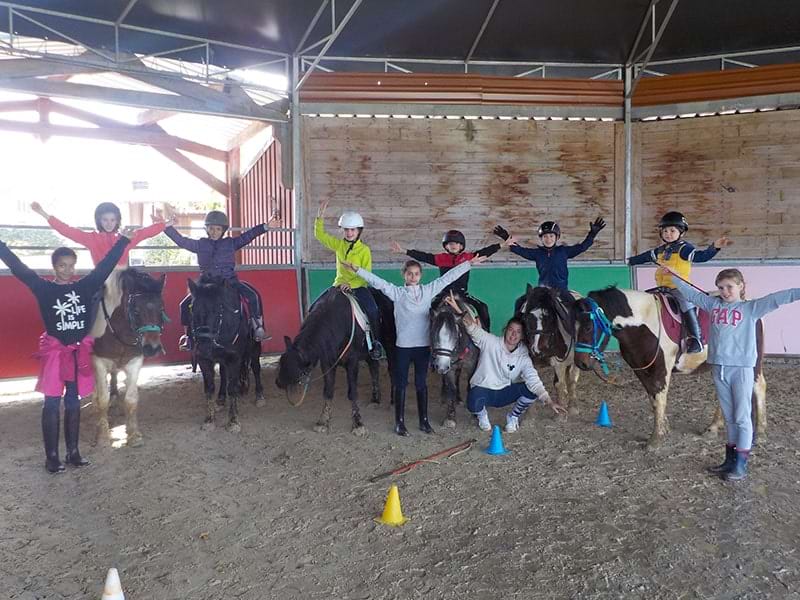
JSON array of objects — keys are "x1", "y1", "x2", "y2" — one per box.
[{"x1": 574, "y1": 298, "x2": 613, "y2": 375}]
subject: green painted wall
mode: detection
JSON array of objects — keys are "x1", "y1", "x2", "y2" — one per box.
[{"x1": 307, "y1": 264, "x2": 630, "y2": 344}]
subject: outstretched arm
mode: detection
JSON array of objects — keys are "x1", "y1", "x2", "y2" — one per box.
[
  {"x1": 627, "y1": 249, "x2": 654, "y2": 266},
  {"x1": 234, "y1": 224, "x2": 269, "y2": 250},
  {"x1": 164, "y1": 225, "x2": 200, "y2": 253},
  {"x1": 669, "y1": 271, "x2": 718, "y2": 313},
  {"x1": 81, "y1": 235, "x2": 131, "y2": 290},
  {"x1": 0, "y1": 239, "x2": 43, "y2": 292},
  {"x1": 749, "y1": 288, "x2": 800, "y2": 320},
  {"x1": 349, "y1": 264, "x2": 402, "y2": 302}
]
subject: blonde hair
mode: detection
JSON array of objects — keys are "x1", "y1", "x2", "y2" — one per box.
[{"x1": 715, "y1": 268, "x2": 746, "y2": 300}]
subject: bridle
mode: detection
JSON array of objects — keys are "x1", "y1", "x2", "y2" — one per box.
[
  {"x1": 430, "y1": 307, "x2": 470, "y2": 363},
  {"x1": 521, "y1": 300, "x2": 573, "y2": 362},
  {"x1": 192, "y1": 300, "x2": 243, "y2": 349},
  {"x1": 102, "y1": 290, "x2": 168, "y2": 348}
]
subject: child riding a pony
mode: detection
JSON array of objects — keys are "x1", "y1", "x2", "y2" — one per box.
[
  {"x1": 31, "y1": 201, "x2": 165, "y2": 268},
  {"x1": 0, "y1": 232, "x2": 131, "y2": 473},
  {"x1": 314, "y1": 199, "x2": 383, "y2": 360},
  {"x1": 390, "y1": 229, "x2": 499, "y2": 329},
  {"x1": 629, "y1": 211, "x2": 731, "y2": 353},
  {"x1": 165, "y1": 209, "x2": 280, "y2": 350},
  {"x1": 495, "y1": 217, "x2": 606, "y2": 313}
]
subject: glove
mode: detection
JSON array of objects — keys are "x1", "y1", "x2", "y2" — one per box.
[
  {"x1": 492, "y1": 225, "x2": 510, "y2": 241},
  {"x1": 589, "y1": 217, "x2": 606, "y2": 236}
]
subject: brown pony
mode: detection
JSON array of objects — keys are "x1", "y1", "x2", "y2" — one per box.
[{"x1": 572, "y1": 287, "x2": 766, "y2": 449}]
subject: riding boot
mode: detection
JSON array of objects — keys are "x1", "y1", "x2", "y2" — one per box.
[
  {"x1": 708, "y1": 444, "x2": 736, "y2": 475},
  {"x1": 41, "y1": 402, "x2": 65, "y2": 474},
  {"x1": 417, "y1": 388, "x2": 434, "y2": 434},
  {"x1": 366, "y1": 330, "x2": 385, "y2": 361},
  {"x1": 682, "y1": 309, "x2": 704, "y2": 353},
  {"x1": 250, "y1": 316, "x2": 268, "y2": 341},
  {"x1": 64, "y1": 405, "x2": 89, "y2": 467},
  {"x1": 394, "y1": 387, "x2": 408, "y2": 436},
  {"x1": 724, "y1": 450, "x2": 749, "y2": 481}
]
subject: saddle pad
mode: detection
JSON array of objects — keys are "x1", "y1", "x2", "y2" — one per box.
[
  {"x1": 657, "y1": 294, "x2": 711, "y2": 345},
  {"x1": 344, "y1": 293, "x2": 370, "y2": 332}
]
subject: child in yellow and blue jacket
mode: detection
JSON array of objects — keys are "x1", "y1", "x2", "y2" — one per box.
[
  {"x1": 314, "y1": 199, "x2": 383, "y2": 359},
  {"x1": 628, "y1": 211, "x2": 731, "y2": 353}
]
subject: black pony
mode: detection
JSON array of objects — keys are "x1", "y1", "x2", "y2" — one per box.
[
  {"x1": 516, "y1": 284, "x2": 582, "y2": 414},
  {"x1": 187, "y1": 275, "x2": 264, "y2": 432},
  {"x1": 276, "y1": 287, "x2": 393, "y2": 434},
  {"x1": 429, "y1": 291, "x2": 480, "y2": 427}
]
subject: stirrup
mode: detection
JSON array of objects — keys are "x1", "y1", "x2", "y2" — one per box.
[{"x1": 178, "y1": 334, "x2": 192, "y2": 351}]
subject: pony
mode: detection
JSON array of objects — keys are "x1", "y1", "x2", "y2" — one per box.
[
  {"x1": 572, "y1": 286, "x2": 766, "y2": 449},
  {"x1": 429, "y1": 291, "x2": 480, "y2": 427},
  {"x1": 91, "y1": 268, "x2": 167, "y2": 447},
  {"x1": 188, "y1": 275, "x2": 264, "y2": 432},
  {"x1": 275, "y1": 287, "x2": 392, "y2": 434},
  {"x1": 516, "y1": 285, "x2": 582, "y2": 414}
]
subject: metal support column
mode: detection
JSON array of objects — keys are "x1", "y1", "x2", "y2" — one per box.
[
  {"x1": 624, "y1": 65, "x2": 633, "y2": 260},
  {"x1": 291, "y1": 55, "x2": 305, "y2": 321}
]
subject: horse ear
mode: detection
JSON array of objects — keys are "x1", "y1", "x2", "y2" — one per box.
[
  {"x1": 526, "y1": 283, "x2": 534, "y2": 294},
  {"x1": 188, "y1": 278, "x2": 197, "y2": 295},
  {"x1": 283, "y1": 335, "x2": 293, "y2": 350},
  {"x1": 159, "y1": 273, "x2": 166, "y2": 289}
]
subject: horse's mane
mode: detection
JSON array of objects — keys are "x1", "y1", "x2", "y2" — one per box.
[
  {"x1": 587, "y1": 286, "x2": 636, "y2": 319},
  {"x1": 192, "y1": 275, "x2": 228, "y2": 299},
  {"x1": 121, "y1": 268, "x2": 163, "y2": 294},
  {"x1": 293, "y1": 289, "x2": 357, "y2": 365}
]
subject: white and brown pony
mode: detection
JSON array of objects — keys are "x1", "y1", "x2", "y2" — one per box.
[
  {"x1": 572, "y1": 287, "x2": 766, "y2": 449},
  {"x1": 517, "y1": 285, "x2": 582, "y2": 414},
  {"x1": 90, "y1": 268, "x2": 167, "y2": 447}
]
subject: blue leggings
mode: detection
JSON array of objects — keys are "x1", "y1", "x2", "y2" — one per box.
[
  {"x1": 467, "y1": 383, "x2": 536, "y2": 414},
  {"x1": 394, "y1": 347, "x2": 431, "y2": 393}
]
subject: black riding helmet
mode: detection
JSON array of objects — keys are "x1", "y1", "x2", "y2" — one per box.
[
  {"x1": 658, "y1": 211, "x2": 689, "y2": 233},
  {"x1": 442, "y1": 229, "x2": 466, "y2": 250},
  {"x1": 204, "y1": 210, "x2": 229, "y2": 234},
  {"x1": 538, "y1": 221, "x2": 561, "y2": 238},
  {"x1": 94, "y1": 202, "x2": 122, "y2": 232}
]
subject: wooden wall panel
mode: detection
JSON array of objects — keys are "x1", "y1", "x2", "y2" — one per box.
[
  {"x1": 637, "y1": 110, "x2": 800, "y2": 259},
  {"x1": 302, "y1": 116, "x2": 618, "y2": 263}
]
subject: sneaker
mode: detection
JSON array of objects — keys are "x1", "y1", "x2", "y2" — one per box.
[
  {"x1": 178, "y1": 334, "x2": 192, "y2": 352},
  {"x1": 476, "y1": 409, "x2": 491, "y2": 432},
  {"x1": 505, "y1": 414, "x2": 520, "y2": 433}
]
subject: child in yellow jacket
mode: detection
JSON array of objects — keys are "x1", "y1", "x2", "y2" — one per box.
[{"x1": 314, "y1": 199, "x2": 383, "y2": 359}]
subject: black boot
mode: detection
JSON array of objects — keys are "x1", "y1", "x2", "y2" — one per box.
[
  {"x1": 708, "y1": 444, "x2": 736, "y2": 475},
  {"x1": 394, "y1": 387, "x2": 408, "y2": 436},
  {"x1": 725, "y1": 451, "x2": 749, "y2": 481},
  {"x1": 682, "y1": 309, "x2": 704, "y2": 353},
  {"x1": 417, "y1": 388, "x2": 434, "y2": 434},
  {"x1": 64, "y1": 405, "x2": 89, "y2": 467},
  {"x1": 41, "y1": 403, "x2": 65, "y2": 474}
]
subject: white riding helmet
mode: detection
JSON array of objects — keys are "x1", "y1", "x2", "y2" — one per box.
[{"x1": 338, "y1": 211, "x2": 364, "y2": 228}]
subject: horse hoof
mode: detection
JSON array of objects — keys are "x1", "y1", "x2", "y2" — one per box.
[
  {"x1": 227, "y1": 422, "x2": 241, "y2": 433},
  {"x1": 702, "y1": 426, "x2": 720, "y2": 437},
  {"x1": 442, "y1": 419, "x2": 456, "y2": 429},
  {"x1": 313, "y1": 423, "x2": 329, "y2": 434},
  {"x1": 352, "y1": 425, "x2": 367, "y2": 437},
  {"x1": 127, "y1": 434, "x2": 144, "y2": 448},
  {"x1": 568, "y1": 406, "x2": 580, "y2": 417},
  {"x1": 215, "y1": 403, "x2": 226, "y2": 413},
  {"x1": 255, "y1": 396, "x2": 266, "y2": 408},
  {"x1": 93, "y1": 436, "x2": 111, "y2": 449},
  {"x1": 645, "y1": 438, "x2": 663, "y2": 451},
  {"x1": 202, "y1": 420, "x2": 216, "y2": 431}
]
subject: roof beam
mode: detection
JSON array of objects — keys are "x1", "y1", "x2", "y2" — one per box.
[
  {"x1": 136, "y1": 109, "x2": 177, "y2": 125},
  {"x1": 116, "y1": 0, "x2": 139, "y2": 25},
  {"x1": 0, "y1": 75, "x2": 285, "y2": 122},
  {"x1": 0, "y1": 118, "x2": 228, "y2": 160},
  {"x1": 628, "y1": 0, "x2": 680, "y2": 98},
  {"x1": 0, "y1": 55, "x2": 99, "y2": 79},
  {"x1": 154, "y1": 147, "x2": 228, "y2": 196},
  {"x1": 296, "y1": 0, "x2": 363, "y2": 91},
  {"x1": 295, "y1": 0, "x2": 331, "y2": 54},
  {"x1": 225, "y1": 120, "x2": 269, "y2": 151},
  {"x1": 627, "y1": 0, "x2": 659, "y2": 65},
  {"x1": 466, "y1": 0, "x2": 501, "y2": 64}
]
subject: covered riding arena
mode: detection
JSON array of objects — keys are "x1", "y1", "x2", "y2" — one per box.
[{"x1": 1, "y1": 1, "x2": 800, "y2": 598}]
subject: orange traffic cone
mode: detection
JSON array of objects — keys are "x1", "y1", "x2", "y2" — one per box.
[{"x1": 374, "y1": 484, "x2": 408, "y2": 526}]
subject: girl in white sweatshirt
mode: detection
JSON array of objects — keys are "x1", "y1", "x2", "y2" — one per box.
[{"x1": 343, "y1": 255, "x2": 486, "y2": 435}]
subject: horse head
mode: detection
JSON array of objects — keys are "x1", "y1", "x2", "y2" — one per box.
[
  {"x1": 573, "y1": 293, "x2": 616, "y2": 379},
  {"x1": 120, "y1": 268, "x2": 167, "y2": 357},
  {"x1": 276, "y1": 335, "x2": 314, "y2": 406},
  {"x1": 518, "y1": 285, "x2": 570, "y2": 357},
  {"x1": 187, "y1": 275, "x2": 243, "y2": 360},
  {"x1": 430, "y1": 292, "x2": 467, "y2": 375}
]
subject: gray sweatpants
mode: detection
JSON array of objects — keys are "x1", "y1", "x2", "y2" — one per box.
[{"x1": 711, "y1": 365, "x2": 754, "y2": 450}]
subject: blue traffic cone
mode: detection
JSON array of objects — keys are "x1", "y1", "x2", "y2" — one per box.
[
  {"x1": 595, "y1": 401, "x2": 612, "y2": 428},
  {"x1": 484, "y1": 425, "x2": 510, "y2": 455}
]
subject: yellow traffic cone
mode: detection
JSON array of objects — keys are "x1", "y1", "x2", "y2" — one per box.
[
  {"x1": 101, "y1": 567, "x2": 125, "y2": 600},
  {"x1": 374, "y1": 484, "x2": 408, "y2": 526}
]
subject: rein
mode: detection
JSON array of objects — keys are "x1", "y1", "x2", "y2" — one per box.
[
  {"x1": 101, "y1": 290, "x2": 167, "y2": 348},
  {"x1": 574, "y1": 298, "x2": 613, "y2": 376}
]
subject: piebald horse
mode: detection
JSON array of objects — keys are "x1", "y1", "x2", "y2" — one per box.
[
  {"x1": 573, "y1": 287, "x2": 766, "y2": 449},
  {"x1": 91, "y1": 268, "x2": 167, "y2": 447}
]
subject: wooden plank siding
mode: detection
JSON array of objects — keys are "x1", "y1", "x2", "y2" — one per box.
[
  {"x1": 302, "y1": 116, "x2": 619, "y2": 263},
  {"x1": 635, "y1": 109, "x2": 800, "y2": 259}
]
